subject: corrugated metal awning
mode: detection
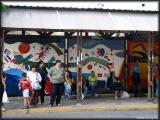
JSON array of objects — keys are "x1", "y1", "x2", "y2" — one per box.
[
  {"x1": 1, "y1": 7, "x2": 158, "y2": 32},
  {"x1": 2, "y1": 1, "x2": 158, "y2": 11}
]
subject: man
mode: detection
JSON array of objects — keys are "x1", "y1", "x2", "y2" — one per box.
[{"x1": 131, "y1": 60, "x2": 142, "y2": 97}]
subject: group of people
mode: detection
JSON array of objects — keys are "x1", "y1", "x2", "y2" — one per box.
[
  {"x1": 18, "y1": 61, "x2": 47, "y2": 109},
  {"x1": 18, "y1": 60, "x2": 64, "y2": 108},
  {"x1": 1, "y1": 59, "x2": 160, "y2": 111}
]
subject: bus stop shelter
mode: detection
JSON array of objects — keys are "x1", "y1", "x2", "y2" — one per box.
[{"x1": 0, "y1": 2, "x2": 159, "y2": 102}]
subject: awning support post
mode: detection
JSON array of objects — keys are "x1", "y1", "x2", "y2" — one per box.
[
  {"x1": 76, "y1": 31, "x2": 83, "y2": 103},
  {"x1": 64, "y1": 32, "x2": 68, "y2": 70},
  {"x1": 0, "y1": 29, "x2": 4, "y2": 115},
  {"x1": 148, "y1": 32, "x2": 153, "y2": 101}
]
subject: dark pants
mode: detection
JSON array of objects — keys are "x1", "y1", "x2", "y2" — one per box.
[
  {"x1": 30, "y1": 90, "x2": 39, "y2": 106},
  {"x1": 50, "y1": 83, "x2": 64, "y2": 106},
  {"x1": 0, "y1": 86, "x2": 4, "y2": 117},
  {"x1": 39, "y1": 81, "x2": 46, "y2": 104},
  {"x1": 0, "y1": 86, "x2": 4, "y2": 107},
  {"x1": 132, "y1": 72, "x2": 142, "y2": 97},
  {"x1": 0, "y1": 86, "x2": 4, "y2": 113}
]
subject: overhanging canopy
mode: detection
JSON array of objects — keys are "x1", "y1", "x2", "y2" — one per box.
[{"x1": 2, "y1": 7, "x2": 158, "y2": 32}]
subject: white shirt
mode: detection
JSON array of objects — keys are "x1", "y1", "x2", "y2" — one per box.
[{"x1": 27, "y1": 71, "x2": 42, "y2": 87}]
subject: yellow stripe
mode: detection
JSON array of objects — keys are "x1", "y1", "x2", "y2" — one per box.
[{"x1": 2, "y1": 105, "x2": 158, "y2": 115}]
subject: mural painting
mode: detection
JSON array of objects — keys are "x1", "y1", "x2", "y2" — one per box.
[
  {"x1": 68, "y1": 39, "x2": 125, "y2": 82},
  {"x1": 128, "y1": 40, "x2": 160, "y2": 91},
  {"x1": 3, "y1": 39, "x2": 125, "y2": 96}
]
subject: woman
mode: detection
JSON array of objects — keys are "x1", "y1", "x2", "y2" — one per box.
[
  {"x1": 1, "y1": 63, "x2": 7, "y2": 111},
  {"x1": 64, "y1": 70, "x2": 73, "y2": 100},
  {"x1": 107, "y1": 71, "x2": 123, "y2": 99},
  {"x1": 88, "y1": 71, "x2": 97, "y2": 97},
  {"x1": 36, "y1": 61, "x2": 48, "y2": 105},
  {"x1": 48, "y1": 60, "x2": 64, "y2": 107},
  {"x1": 27, "y1": 65, "x2": 42, "y2": 107}
]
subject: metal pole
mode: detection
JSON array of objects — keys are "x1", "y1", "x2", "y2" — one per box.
[
  {"x1": 76, "y1": 31, "x2": 80, "y2": 103},
  {"x1": 151, "y1": 32, "x2": 154, "y2": 99},
  {"x1": 80, "y1": 31, "x2": 83, "y2": 102},
  {"x1": 148, "y1": 32, "x2": 152, "y2": 101},
  {"x1": 158, "y1": 34, "x2": 160, "y2": 116},
  {"x1": 0, "y1": 29, "x2": 4, "y2": 78},
  {"x1": 0, "y1": 29, "x2": 4, "y2": 116},
  {"x1": 64, "y1": 37, "x2": 68, "y2": 71},
  {"x1": 124, "y1": 33, "x2": 128, "y2": 90}
]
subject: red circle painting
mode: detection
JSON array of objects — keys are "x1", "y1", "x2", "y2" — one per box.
[
  {"x1": 87, "y1": 64, "x2": 92, "y2": 70},
  {"x1": 18, "y1": 42, "x2": 30, "y2": 54}
]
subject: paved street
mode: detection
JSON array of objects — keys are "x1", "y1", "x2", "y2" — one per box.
[
  {"x1": 2, "y1": 110, "x2": 158, "y2": 119},
  {"x1": 1, "y1": 95, "x2": 159, "y2": 119},
  {"x1": 3, "y1": 95, "x2": 158, "y2": 110}
]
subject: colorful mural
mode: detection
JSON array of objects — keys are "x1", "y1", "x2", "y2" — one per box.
[
  {"x1": 68, "y1": 39, "x2": 125, "y2": 81},
  {"x1": 128, "y1": 40, "x2": 160, "y2": 91},
  {"x1": 3, "y1": 39, "x2": 125, "y2": 96},
  {"x1": 3, "y1": 42, "x2": 64, "y2": 71}
]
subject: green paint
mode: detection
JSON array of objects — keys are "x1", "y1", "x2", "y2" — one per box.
[
  {"x1": 48, "y1": 56, "x2": 56, "y2": 63},
  {"x1": 82, "y1": 57, "x2": 109, "y2": 67},
  {"x1": 23, "y1": 54, "x2": 33, "y2": 63},
  {"x1": 14, "y1": 55, "x2": 23, "y2": 65}
]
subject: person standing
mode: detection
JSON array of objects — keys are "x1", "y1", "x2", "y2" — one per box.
[
  {"x1": 131, "y1": 60, "x2": 142, "y2": 97},
  {"x1": 48, "y1": 60, "x2": 64, "y2": 107},
  {"x1": 27, "y1": 65, "x2": 42, "y2": 107},
  {"x1": 155, "y1": 64, "x2": 160, "y2": 98},
  {"x1": 19, "y1": 72, "x2": 33, "y2": 109},
  {"x1": 82, "y1": 77, "x2": 88, "y2": 100},
  {"x1": 36, "y1": 61, "x2": 48, "y2": 105},
  {"x1": 64, "y1": 70, "x2": 74, "y2": 100},
  {"x1": 1, "y1": 63, "x2": 7, "y2": 111},
  {"x1": 88, "y1": 71, "x2": 98, "y2": 98}
]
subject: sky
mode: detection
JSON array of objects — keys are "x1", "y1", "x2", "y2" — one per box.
[{"x1": 2, "y1": 1, "x2": 158, "y2": 11}]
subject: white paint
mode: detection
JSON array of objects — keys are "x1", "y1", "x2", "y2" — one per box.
[
  {"x1": 2, "y1": 8, "x2": 158, "y2": 31},
  {"x1": 2, "y1": 1, "x2": 158, "y2": 11}
]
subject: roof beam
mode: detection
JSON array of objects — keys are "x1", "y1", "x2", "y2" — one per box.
[
  {"x1": 65, "y1": 32, "x2": 75, "y2": 38},
  {"x1": 98, "y1": 31, "x2": 114, "y2": 39},
  {"x1": 4, "y1": 30, "x2": 10, "y2": 35},
  {"x1": 36, "y1": 31, "x2": 54, "y2": 36}
]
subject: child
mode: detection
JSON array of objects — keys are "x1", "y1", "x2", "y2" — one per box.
[
  {"x1": 19, "y1": 72, "x2": 33, "y2": 109},
  {"x1": 64, "y1": 71, "x2": 73, "y2": 100}
]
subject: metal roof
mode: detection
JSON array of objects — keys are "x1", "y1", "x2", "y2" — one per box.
[
  {"x1": 1, "y1": 3, "x2": 158, "y2": 32},
  {"x1": 2, "y1": 1, "x2": 158, "y2": 12}
]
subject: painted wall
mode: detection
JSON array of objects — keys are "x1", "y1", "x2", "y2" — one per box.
[
  {"x1": 3, "y1": 39, "x2": 125, "y2": 96},
  {"x1": 127, "y1": 40, "x2": 160, "y2": 91},
  {"x1": 68, "y1": 39, "x2": 125, "y2": 81}
]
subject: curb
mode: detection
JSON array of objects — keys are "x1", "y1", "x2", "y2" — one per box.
[{"x1": 2, "y1": 105, "x2": 158, "y2": 115}]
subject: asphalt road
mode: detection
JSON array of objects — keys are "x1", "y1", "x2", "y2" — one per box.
[{"x1": 2, "y1": 110, "x2": 159, "y2": 119}]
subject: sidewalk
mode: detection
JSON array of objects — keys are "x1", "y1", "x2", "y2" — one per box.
[{"x1": 2, "y1": 95, "x2": 158, "y2": 114}]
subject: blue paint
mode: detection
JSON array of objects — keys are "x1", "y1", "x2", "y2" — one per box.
[{"x1": 4, "y1": 68, "x2": 23, "y2": 96}]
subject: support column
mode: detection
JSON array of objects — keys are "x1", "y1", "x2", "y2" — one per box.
[
  {"x1": 124, "y1": 33, "x2": 128, "y2": 90},
  {"x1": 64, "y1": 37, "x2": 68, "y2": 71},
  {"x1": 76, "y1": 31, "x2": 83, "y2": 103},
  {"x1": 0, "y1": 29, "x2": 4, "y2": 81},
  {"x1": 148, "y1": 32, "x2": 153, "y2": 101},
  {"x1": 64, "y1": 32, "x2": 69, "y2": 71},
  {"x1": 80, "y1": 31, "x2": 83, "y2": 100},
  {"x1": 0, "y1": 29, "x2": 4, "y2": 117},
  {"x1": 151, "y1": 32, "x2": 154, "y2": 99}
]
